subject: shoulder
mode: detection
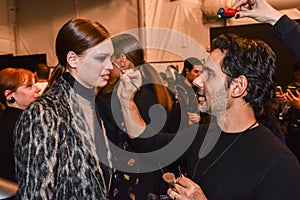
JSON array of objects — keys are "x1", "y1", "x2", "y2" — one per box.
[{"x1": 239, "y1": 125, "x2": 298, "y2": 167}]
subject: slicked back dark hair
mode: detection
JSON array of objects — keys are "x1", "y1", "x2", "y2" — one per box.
[
  {"x1": 211, "y1": 33, "x2": 277, "y2": 118},
  {"x1": 47, "y1": 18, "x2": 110, "y2": 90}
]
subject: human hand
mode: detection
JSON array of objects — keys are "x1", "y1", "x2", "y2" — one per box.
[
  {"x1": 188, "y1": 112, "x2": 201, "y2": 123},
  {"x1": 232, "y1": 0, "x2": 283, "y2": 25},
  {"x1": 284, "y1": 89, "x2": 300, "y2": 110},
  {"x1": 275, "y1": 91, "x2": 287, "y2": 105},
  {"x1": 165, "y1": 174, "x2": 207, "y2": 200},
  {"x1": 117, "y1": 69, "x2": 145, "y2": 138},
  {"x1": 117, "y1": 69, "x2": 142, "y2": 102}
]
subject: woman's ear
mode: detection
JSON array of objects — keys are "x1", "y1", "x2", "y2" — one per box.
[
  {"x1": 231, "y1": 75, "x2": 248, "y2": 98},
  {"x1": 4, "y1": 90, "x2": 13, "y2": 99},
  {"x1": 119, "y1": 54, "x2": 127, "y2": 67},
  {"x1": 67, "y1": 51, "x2": 78, "y2": 69}
]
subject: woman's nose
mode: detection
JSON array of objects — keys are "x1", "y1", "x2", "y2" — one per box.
[
  {"x1": 193, "y1": 75, "x2": 204, "y2": 88},
  {"x1": 34, "y1": 84, "x2": 41, "y2": 92}
]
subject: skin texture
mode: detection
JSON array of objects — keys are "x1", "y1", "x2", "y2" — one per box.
[
  {"x1": 68, "y1": 39, "x2": 114, "y2": 88},
  {"x1": 5, "y1": 78, "x2": 41, "y2": 110},
  {"x1": 185, "y1": 65, "x2": 203, "y2": 86},
  {"x1": 232, "y1": 0, "x2": 283, "y2": 26}
]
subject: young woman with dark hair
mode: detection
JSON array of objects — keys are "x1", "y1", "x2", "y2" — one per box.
[{"x1": 14, "y1": 18, "x2": 114, "y2": 199}]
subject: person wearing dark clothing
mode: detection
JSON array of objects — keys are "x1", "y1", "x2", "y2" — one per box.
[
  {"x1": 0, "y1": 68, "x2": 41, "y2": 199},
  {"x1": 272, "y1": 15, "x2": 300, "y2": 62},
  {"x1": 278, "y1": 62, "x2": 300, "y2": 162},
  {"x1": 0, "y1": 107, "x2": 22, "y2": 181},
  {"x1": 96, "y1": 33, "x2": 180, "y2": 199},
  {"x1": 130, "y1": 120, "x2": 300, "y2": 200},
  {"x1": 117, "y1": 33, "x2": 300, "y2": 199},
  {"x1": 186, "y1": 122, "x2": 300, "y2": 200}
]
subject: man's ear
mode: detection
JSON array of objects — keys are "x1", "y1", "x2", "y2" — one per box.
[
  {"x1": 231, "y1": 75, "x2": 248, "y2": 98},
  {"x1": 185, "y1": 67, "x2": 190, "y2": 75},
  {"x1": 67, "y1": 51, "x2": 78, "y2": 69}
]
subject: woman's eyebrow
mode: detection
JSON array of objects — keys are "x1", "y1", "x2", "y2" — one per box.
[{"x1": 203, "y1": 65, "x2": 215, "y2": 73}]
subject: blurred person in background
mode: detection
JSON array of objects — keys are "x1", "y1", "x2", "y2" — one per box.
[
  {"x1": 0, "y1": 67, "x2": 40, "y2": 199},
  {"x1": 179, "y1": 57, "x2": 210, "y2": 126},
  {"x1": 277, "y1": 61, "x2": 300, "y2": 162},
  {"x1": 34, "y1": 63, "x2": 50, "y2": 94}
]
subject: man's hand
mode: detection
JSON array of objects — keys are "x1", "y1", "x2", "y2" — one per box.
[{"x1": 165, "y1": 174, "x2": 207, "y2": 200}]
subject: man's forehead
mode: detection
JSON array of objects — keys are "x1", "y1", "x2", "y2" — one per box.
[
  {"x1": 193, "y1": 65, "x2": 203, "y2": 70},
  {"x1": 205, "y1": 49, "x2": 225, "y2": 71}
]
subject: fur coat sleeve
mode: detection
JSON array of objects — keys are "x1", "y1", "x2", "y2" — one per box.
[{"x1": 14, "y1": 78, "x2": 108, "y2": 200}]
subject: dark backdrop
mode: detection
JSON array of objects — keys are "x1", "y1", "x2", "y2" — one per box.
[{"x1": 0, "y1": 54, "x2": 46, "y2": 72}]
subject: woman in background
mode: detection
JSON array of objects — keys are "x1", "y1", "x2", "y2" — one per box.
[
  {"x1": 0, "y1": 67, "x2": 40, "y2": 199},
  {"x1": 96, "y1": 33, "x2": 181, "y2": 199}
]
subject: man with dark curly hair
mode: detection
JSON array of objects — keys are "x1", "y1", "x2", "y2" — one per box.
[{"x1": 117, "y1": 33, "x2": 300, "y2": 200}]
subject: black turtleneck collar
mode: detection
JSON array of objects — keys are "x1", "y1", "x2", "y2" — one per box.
[{"x1": 63, "y1": 72, "x2": 95, "y2": 100}]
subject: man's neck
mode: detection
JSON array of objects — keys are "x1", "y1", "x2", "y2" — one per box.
[
  {"x1": 217, "y1": 104, "x2": 257, "y2": 133},
  {"x1": 184, "y1": 79, "x2": 193, "y2": 87}
]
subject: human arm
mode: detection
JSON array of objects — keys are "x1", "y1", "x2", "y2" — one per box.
[
  {"x1": 272, "y1": 15, "x2": 300, "y2": 62},
  {"x1": 232, "y1": 0, "x2": 283, "y2": 25},
  {"x1": 232, "y1": 0, "x2": 300, "y2": 61},
  {"x1": 117, "y1": 69, "x2": 146, "y2": 138}
]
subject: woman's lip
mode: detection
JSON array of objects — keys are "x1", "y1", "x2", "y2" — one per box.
[{"x1": 102, "y1": 74, "x2": 110, "y2": 80}]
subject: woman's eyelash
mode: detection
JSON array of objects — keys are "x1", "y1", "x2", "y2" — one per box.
[{"x1": 97, "y1": 57, "x2": 107, "y2": 62}]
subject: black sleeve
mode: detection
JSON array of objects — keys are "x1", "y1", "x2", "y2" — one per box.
[
  {"x1": 129, "y1": 127, "x2": 175, "y2": 153},
  {"x1": 272, "y1": 15, "x2": 300, "y2": 61}
]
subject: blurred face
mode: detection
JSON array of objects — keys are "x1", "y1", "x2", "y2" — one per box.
[
  {"x1": 74, "y1": 39, "x2": 114, "y2": 88},
  {"x1": 193, "y1": 49, "x2": 228, "y2": 116},
  {"x1": 11, "y1": 78, "x2": 41, "y2": 110},
  {"x1": 186, "y1": 65, "x2": 203, "y2": 84}
]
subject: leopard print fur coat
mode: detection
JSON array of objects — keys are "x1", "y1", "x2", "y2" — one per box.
[{"x1": 14, "y1": 77, "x2": 109, "y2": 199}]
